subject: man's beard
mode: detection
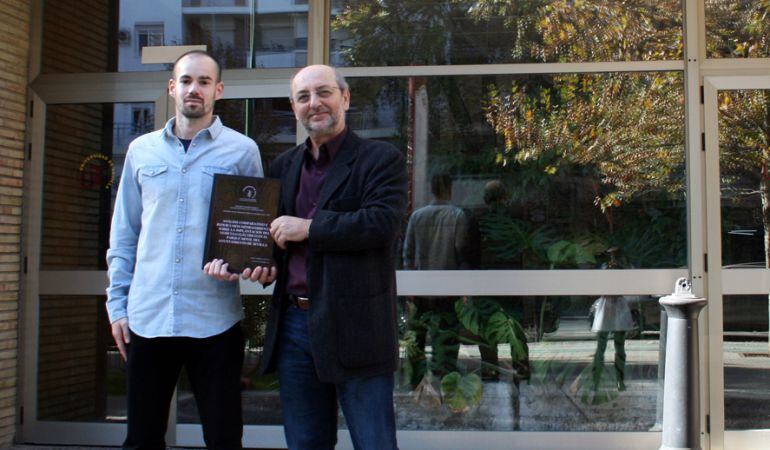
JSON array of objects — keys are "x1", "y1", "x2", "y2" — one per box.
[
  {"x1": 180, "y1": 96, "x2": 208, "y2": 119},
  {"x1": 302, "y1": 111, "x2": 338, "y2": 137}
]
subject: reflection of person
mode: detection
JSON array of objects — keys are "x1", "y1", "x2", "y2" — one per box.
[
  {"x1": 402, "y1": 174, "x2": 471, "y2": 387},
  {"x1": 474, "y1": 180, "x2": 531, "y2": 382},
  {"x1": 590, "y1": 295, "x2": 633, "y2": 391},
  {"x1": 403, "y1": 174, "x2": 472, "y2": 270},
  {"x1": 210, "y1": 65, "x2": 407, "y2": 450},
  {"x1": 590, "y1": 249, "x2": 633, "y2": 391},
  {"x1": 106, "y1": 50, "x2": 264, "y2": 449}
]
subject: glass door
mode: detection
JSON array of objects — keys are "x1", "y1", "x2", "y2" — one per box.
[
  {"x1": 22, "y1": 93, "x2": 169, "y2": 443},
  {"x1": 704, "y1": 76, "x2": 770, "y2": 450},
  {"x1": 22, "y1": 78, "x2": 295, "y2": 447}
]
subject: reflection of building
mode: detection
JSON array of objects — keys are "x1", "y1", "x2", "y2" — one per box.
[
  {"x1": 118, "y1": 1, "x2": 310, "y2": 72},
  {"x1": 114, "y1": 0, "x2": 314, "y2": 154}
]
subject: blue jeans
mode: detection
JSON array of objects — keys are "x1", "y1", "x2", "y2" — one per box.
[{"x1": 276, "y1": 305, "x2": 399, "y2": 450}]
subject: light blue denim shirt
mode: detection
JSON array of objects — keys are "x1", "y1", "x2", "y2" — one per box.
[{"x1": 106, "y1": 116, "x2": 264, "y2": 338}]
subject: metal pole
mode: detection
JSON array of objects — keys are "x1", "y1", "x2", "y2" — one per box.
[
  {"x1": 659, "y1": 278, "x2": 707, "y2": 450},
  {"x1": 652, "y1": 306, "x2": 667, "y2": 431}
]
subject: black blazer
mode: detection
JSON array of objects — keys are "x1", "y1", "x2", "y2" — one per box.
[{"x1": 259, "y1": 131, "x2": 408, "y2": 383}]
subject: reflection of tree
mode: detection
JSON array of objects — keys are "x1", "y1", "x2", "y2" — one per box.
[
  {"x1": 479, "y1": 0, "x2": 684, "y2": 227},
  {"x1": 333, "y1": 0, "x2": 682, "y2": 64},
  {"x1": 335, "y1": 2, "x2": 769, "y2": 295},
  {"x1": 333, "y1": 0, "x2": 538, "y2": 65},
  {"x1": 706, "y1": 0, "x2": 769, "y2": 58},
  {"x1": 486, "y1": 72, "x2": 685, "y2": 227},
  {"x1": 334, "y1": 0, "x2": 687, "y2": 245},
  {"x1": 706, "y1": 0, "x2": 770, "y2": 350}
]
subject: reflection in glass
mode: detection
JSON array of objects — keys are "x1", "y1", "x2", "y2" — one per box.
[
  {"x1": 344, "y1": 74, "x2": 686, "y2": 269},
  {"x1": 722, "y1": 295, "x2": 770, "y2": 430},
  {"x1": 397, "y1": 295, "x2": 660, "y2": 431},
  {"x1": 213, "y1": 97, "x2": 296, "y2": 168},
  {"x1": 178, "y1": 296, "x2": 282, "y2": 425},
  {"x1": 117, "y1": 0, "x2": 308, "y2": 72},
  {"x1": 718, "y1": 90, "x2": 770, "y2": 268},
  {"x1": 331, "y1": 0, "x2": 682, "y2": 66},
  {"x1": 706, "y1": 0, "x2": 770, "y2": 59},
  {"x1": 42, "y1": 104, "x2": 148, "y2": 270},
  {"x1": 177, "y1": 295, "x2": 662, "y2": 431},
  {"x1": 41, "y1": 0, "x2": 118, "y2": 74},
  {"x1": 38, "y1": 296, "x2": 124, "y2": 422}
]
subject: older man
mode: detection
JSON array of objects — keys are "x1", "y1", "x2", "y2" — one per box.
[{"x1": 209, "y1": 64, "x2": 406, "y2": 449}]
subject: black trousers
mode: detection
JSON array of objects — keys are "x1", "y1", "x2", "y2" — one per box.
[{"x1": 123, "y1": 323, "x2": 244, "y2": 450}]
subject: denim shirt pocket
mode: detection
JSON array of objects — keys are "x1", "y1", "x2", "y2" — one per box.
[
  {"x1": 201, "y1": 165, "x2": 236, "y2": 201},
  {"x1": 137, "y1": 165, "x2": 168, "y2": 204}
]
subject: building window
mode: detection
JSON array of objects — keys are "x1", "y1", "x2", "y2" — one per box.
[
  {"x1": 135, "y1": 23, "x2": 164, "y2": 55},
  {"x1": 131, "y1": 106, "x2": 154, "y2": 135}
]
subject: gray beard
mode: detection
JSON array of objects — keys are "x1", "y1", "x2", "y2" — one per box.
[{"x1": 303, "y1": 115, "x2": 337, "y2": 137}]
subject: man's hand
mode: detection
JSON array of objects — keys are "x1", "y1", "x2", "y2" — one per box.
[
  {"x1": 205, "y1": 259, "x2": 278, "y2": 286},
  {"x1": 111, "y1": 317, "x2": 130, "y2": 361},
  {"x1": 270, "y1": 216, "x2": 311, "y2": 249},
  {"x1": 204, "y1": 258, "x2": 239, "y2": 282},
  {"x1": 243, "y1": 266, "x2": 278, "y2": 285}
]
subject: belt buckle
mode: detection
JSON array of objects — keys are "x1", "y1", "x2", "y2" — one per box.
[{"x1": 295, "y1": 296, "x2": 310, "y2": 310}]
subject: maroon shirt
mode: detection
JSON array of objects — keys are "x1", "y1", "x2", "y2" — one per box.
[{"x1": 285, "y1": 127, "x2": 348, "y2": 296}]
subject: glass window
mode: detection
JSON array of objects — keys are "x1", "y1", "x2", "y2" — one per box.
[
  {"x1": 179, "y1": 296, "x2": 281, "y2": 425},
  {"x1": 42, "y1": 1, "x2": 311, "y2": 73},
  {"x1": 41, "y1": 0, "x2": 119, "y2": 73},
  {"x1": 340, "y1": 74, "x2": 686, "y2": 269},
  {"x1": 718, "y1": 89, "x2": 770, "y2": 268},
  {"x1": 330, "y1": 0, "x2": 683, "y2": 66},
  {"x1": 706, "y1": 0, "x2": 770, "y2": 59},
  {"x1": 722, "y1": 295, "x2": 770, "y2": 430},
  {"x1": 394, "y1": 294, "x2": 661, "y2": 431},
  {"x1": 212, "y1": 97, "x2": 296, "y2": 167},
  {"x1": 135, "y1": 23, "x2": 165, "y2": 56},
  {"x1": 178, "y1": 294, "x2": 664, "y2": 430},
  {"x1": 38, "y1": 295, "x2": 122, "y2": 422},
  {"x1": 120, "y1": 0, "x2": 309, "y2": 72},
  {"x1": 41, "y1": 103, "x2": 141, "y2": 270}
]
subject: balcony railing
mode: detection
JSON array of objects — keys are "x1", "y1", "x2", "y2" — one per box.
[{"x1": 183, "y1": 0, "x2": 248, "y2": 7}]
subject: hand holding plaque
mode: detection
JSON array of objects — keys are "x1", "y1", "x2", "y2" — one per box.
[{"x1": 203, "y1": 174, "x2": 280, "y2": 273}]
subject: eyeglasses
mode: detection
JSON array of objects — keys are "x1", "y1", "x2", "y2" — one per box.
[{"x1": 292, "y1": 86, "x2": 341, "y2": 104}]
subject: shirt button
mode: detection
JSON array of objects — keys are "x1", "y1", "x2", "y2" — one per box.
[
  {"x1": 173, "y1": 290, "x2": 178, "y2": 295},
  {"x1": 175, "y1": 258, "x2": 180, "y2": 263},
  {"x1": 177, "y1": 228, "x2": 182, "y2": 233},
  {"x1": 182, "y1": 168, "x2": 187, "y2": 173},
  {"x1": 179, "y1": 198, "x2": 184, "y2": 203}
]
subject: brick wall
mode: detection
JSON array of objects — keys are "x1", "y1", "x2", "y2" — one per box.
[{"x1": 0, "y1": 0, "x2": 32, "y2": 445}]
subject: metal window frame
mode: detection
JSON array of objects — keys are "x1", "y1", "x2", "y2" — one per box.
[{"x1": 703, "y1": 74, "x2": 770, "y2": 450}]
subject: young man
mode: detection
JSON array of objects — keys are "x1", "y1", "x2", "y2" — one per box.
[{"x1": 106, "y1": 50, "x2": 264, "y2": 450}]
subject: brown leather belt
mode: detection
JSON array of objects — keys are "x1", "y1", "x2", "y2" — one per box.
[{"x1": 286, "y1": 294, "x2": 310, "y2": 311}]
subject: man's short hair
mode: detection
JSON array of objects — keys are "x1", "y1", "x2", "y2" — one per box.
[
  {"x1": 483, "y1": 180, "x2": 507, "y2": 205},
  {"x1": 431, "y1": 174, "x2": 453, "y2": 199},
  {"x1": 172, "y1": 50, "x2": 222, "y2": 82}
]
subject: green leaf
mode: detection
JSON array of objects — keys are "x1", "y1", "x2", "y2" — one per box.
[{"x1": 440, "y1": 372, "x2": 483, "y2": 413}]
